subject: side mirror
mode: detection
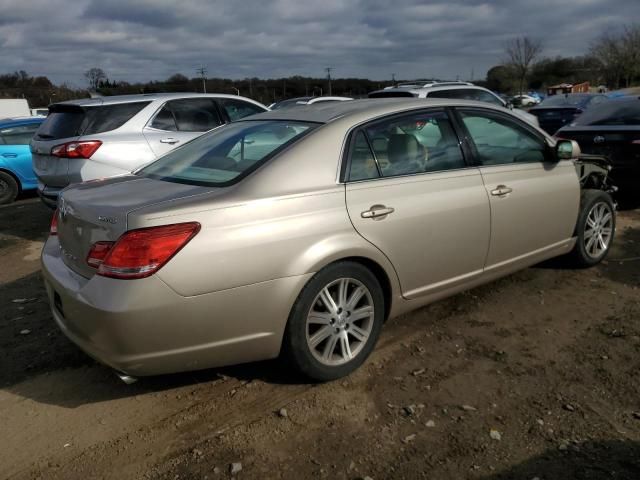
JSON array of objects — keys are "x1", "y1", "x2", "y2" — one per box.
[{"x1": 556, "y1": 139, "x2": 581, "y2": 160}]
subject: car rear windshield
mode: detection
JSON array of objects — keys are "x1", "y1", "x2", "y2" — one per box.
[
  {"x1": 34, "y1": 101, "x2": 150, "y2": 140},
  {"x1": 571, "y1": 99, "x2": 640, "y2": 126},
  {"x1": 138, "y1": 120, "x2": 317, "y2": 187}
]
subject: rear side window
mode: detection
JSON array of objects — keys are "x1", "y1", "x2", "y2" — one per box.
[
  {"x1": 0, "y1": 123, "x2": 41, "y2": 145},
  {"x1": 150, "y1": 98, "x2": 223, "y2": 132},
  {"x1": 218, "y1": 98, "x2": 266, "y2": 121},
  {"x1": 82, "y1": 102, "x2": 150, "y2": 135},
  {"x1": 368, "y1": 91, "x2": 416, "y2": 98},
  {"x1": 35, "y1": 102, "x2": 149, "y2": 140}
]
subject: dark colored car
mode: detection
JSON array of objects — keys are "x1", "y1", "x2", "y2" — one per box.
[
  {"x1": 529, "y1": 94, "x2": 609, "y2": 134},
  {"x1": 556, "y1": 96, "x2": 640, "y2": 197}
]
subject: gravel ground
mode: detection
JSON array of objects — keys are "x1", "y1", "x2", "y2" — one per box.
[{"x1": 1, "y1": 199, "x2": 639, "y2": 480}]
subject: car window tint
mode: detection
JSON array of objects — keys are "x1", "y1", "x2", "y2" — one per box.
[
  {"x1": 427, "y1": 89, "x2": 466, "y2": 100},
  {"x1": 81, "y1": 102, "x2": 150, "y2": 135},
  {"x1": 150, "y1": 105, "x2": 178, "y2": 131},
  {"x1": 459, "y1": 110, "x2": 547, "y2": 165},
  {"x1": 218, "y1": 98, "x2": 266, "y2": 121},
  {"x1": 163, "y1": 98, "x2": 223, "y2": 132},
  {"x1": 572, "y1": 99, "x2": 640, "y2": 126},
  {"x1": 364, "y1": 110, "x2": 465, "y2": 177},
  {"x1": 348, "y1": 131, "x2": 379, "y2": 181},
  {"x1": 0, "y1": 123, "x2": 40, "y2": 145}
]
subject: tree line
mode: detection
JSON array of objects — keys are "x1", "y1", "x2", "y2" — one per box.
[{"x1": 1, "y1": 24, "x2": 638, "y2": 108}]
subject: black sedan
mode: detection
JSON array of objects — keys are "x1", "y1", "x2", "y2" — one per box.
[
  {"x1": 557, "y1": 96, "x2": 640, "y2": 198},
  {"x1": 529, "y1": 93, "x2": 609, "y2": 135}
]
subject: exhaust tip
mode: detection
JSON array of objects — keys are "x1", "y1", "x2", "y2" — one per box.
[{"x1": 115, "y1": 371, "x2": 138, "y2": 385}]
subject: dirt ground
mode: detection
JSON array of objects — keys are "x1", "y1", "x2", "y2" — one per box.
[{"x1": 1, "y1": 197, "x2": 639, "y2": 480}]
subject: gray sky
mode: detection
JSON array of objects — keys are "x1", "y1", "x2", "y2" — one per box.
[{"x1": 1, "y1": 0, "x2": 638, "y2": 87}]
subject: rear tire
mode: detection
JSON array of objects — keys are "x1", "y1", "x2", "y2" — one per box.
[
  {"x1": 567, "y1": 189, "x2": 615, "y2": 268},
  {"x1": 283, "y1": 261, "x2": 385, "y2": 381},
  {"x1": 0, "y1": 171, "x2": 19, "y2": 205}
]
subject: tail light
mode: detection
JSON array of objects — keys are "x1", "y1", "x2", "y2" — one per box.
[
  {"x1": 51, "y1": 141, "x2": 102, "y2": 159},
  {"x1": 632, "y1": 139, "x2": 640, "y2": 145},
  {"x1": 50, "y1": 209, "x2": 59, "y2": 236},
  {"x1": 93, "y1": 222, "x2": 200, "y2": 279},
  {"x1": 86, "y1": 241, "x2": 115, "y2": 268}
]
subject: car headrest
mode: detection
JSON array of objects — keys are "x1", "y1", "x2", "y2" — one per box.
[{"x1": 388, "y1": 134, "x2": 424, "y2": 165}]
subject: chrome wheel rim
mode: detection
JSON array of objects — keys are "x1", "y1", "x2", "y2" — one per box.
[
  {"x1": 584, "y1": 201, "x2": 613, "y2": 259},
  {"x1": 306, "y1": 278, "x2": 375, "y2": 366}
]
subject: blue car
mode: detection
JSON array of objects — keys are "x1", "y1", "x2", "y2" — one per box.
[{"x1": 0, "y1": 117, "x2": 43, "y2": 204}]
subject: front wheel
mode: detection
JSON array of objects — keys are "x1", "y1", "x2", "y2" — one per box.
[
  {"x1": 567, "y1": 189, "x2": 615, "y2": 267},
  {"x1": 283, "y1": 262, "x2": 385, "y2": 381}
]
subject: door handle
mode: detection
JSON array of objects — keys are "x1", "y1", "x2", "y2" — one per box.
[
  {"x1": 159, "y1": 138, "x2": 179, "y2": 144},
  {"x1": 361, "y1": 204, "x2": 395, "y2": 219},
  {"x1": 490, "y1": 185, "x2": 513, "y2": 196},
  {"x1": 1, "y1": 153, "x2": 17, "y2": 158}
]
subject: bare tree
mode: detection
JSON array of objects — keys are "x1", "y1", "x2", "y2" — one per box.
[
  {"x1": 590, "y1": 24, "x2": 640, "y2": 89},
  {"x1": 504, "y1": 37, "x2": 543, "y2": 95},
  {"x1": 84, "y1": 68, "x2": 106, "y2": 90}
]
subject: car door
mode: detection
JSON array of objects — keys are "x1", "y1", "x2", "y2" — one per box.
[
  {"x1": 0, "y1": 122, "x2": 40, "y2": 187},
  {"x1": 344, "y1": 109, "x2": 491, "y2": 299},
  {"x1": 143, "y1": 98, "x2": 224, "y2": 157},
  {"x1": 454, "y1": 107, "x2": 579, "y2": 271}
]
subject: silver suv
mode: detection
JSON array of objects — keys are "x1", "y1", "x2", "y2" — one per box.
[
  {"x1": 31, "y1": 93, "x2": 268, "y2": 207},
  {"x1": 369, "y1": 81, "x2": 539, "y2": 127}
]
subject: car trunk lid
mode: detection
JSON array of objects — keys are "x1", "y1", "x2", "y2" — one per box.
[{"x1": 56, "y1": 175, "x2": 212, "y2": 278}]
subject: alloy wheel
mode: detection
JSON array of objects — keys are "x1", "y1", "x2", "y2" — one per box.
[
  {"x1": 305, "y1": 277, "x2": 375, "y2": 366},
  {"x1": 584, "y1": 201, "x2": 613, "y2": 259}
]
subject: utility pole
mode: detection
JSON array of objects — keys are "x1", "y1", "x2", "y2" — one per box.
[
  {"x1": 391, "y1": 73, "x2": 396, "y2": 84},
  {"x1": 325, "y1": 67, "x2": 333, "y2": 96},
  {"x1": 196, "y1": 65, "x2": 207, "y2": 93}
]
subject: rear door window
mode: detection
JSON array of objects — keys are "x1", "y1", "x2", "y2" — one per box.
[
  {"x1": 217, "y1": 98, "x2": 266, "y2": 121},
  {"x1": 352, "y1": 110, "x2": 466, "y2": 178},
  {"x1": 150, "y1": 98, "x2": 222, "y2": 132}
]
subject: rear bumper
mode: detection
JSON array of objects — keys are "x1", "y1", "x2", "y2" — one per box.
[
  {"x1": 37, "y1": 182, "x2": 62, "y2": 209},
  {"x1": 41, "y1": 236, "x2": 311, "y2": 376}
]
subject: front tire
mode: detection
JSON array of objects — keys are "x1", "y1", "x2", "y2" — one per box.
[
  {"x1": 0, "y1": 171, "x2": 19, "y2": 205},
  {"x1": 283, "y1": 261, "x2": 385, "y2": 381},
  {"x1": 568, "y1": 189, "x2": 615, "y2": 267}
]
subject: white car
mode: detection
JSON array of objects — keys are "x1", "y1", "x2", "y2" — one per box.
[
  {"x1": 512, "y1": 94, "x2": 540, "y2": 107},
  {"x1": 369, "y1": 82, "x2": 540, "y2": 127}
]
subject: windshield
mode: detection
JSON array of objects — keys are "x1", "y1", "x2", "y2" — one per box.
[
  {"x1": 138, "y1": 120, "x2": 317, "y2": 187},
  {"x1": 539, "y1": 94, "x2": 591, "y2": 107},
  {"x1": 572, "y1": 99, "x2": 640, "y2": 126}
]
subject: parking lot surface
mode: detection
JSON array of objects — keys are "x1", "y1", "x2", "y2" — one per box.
[{"x1": 1, "y1": 200, "x2": 639, "y2": 479}]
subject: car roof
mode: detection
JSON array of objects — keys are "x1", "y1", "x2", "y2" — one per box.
[
  {"x1": 239, "y1": 97, "x2": 505, "y2": 124},
  {"x1": 0, "y1": 117, "x2": 44, "y2": 128},
  {"x1": 50, "y1": 92, "x2": 264, "y2": 108},
  {"x1": 369, "y1": 84, "x2": 495, "y2": 97}
]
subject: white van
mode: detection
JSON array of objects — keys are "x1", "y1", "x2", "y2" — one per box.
[{"x1": 0, "y1": 99, "x2": 30, "y2": 119}]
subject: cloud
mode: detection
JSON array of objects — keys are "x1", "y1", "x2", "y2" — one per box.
[{"x1": 1, "y1": 0, "x2": 638, "y2": 86}]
